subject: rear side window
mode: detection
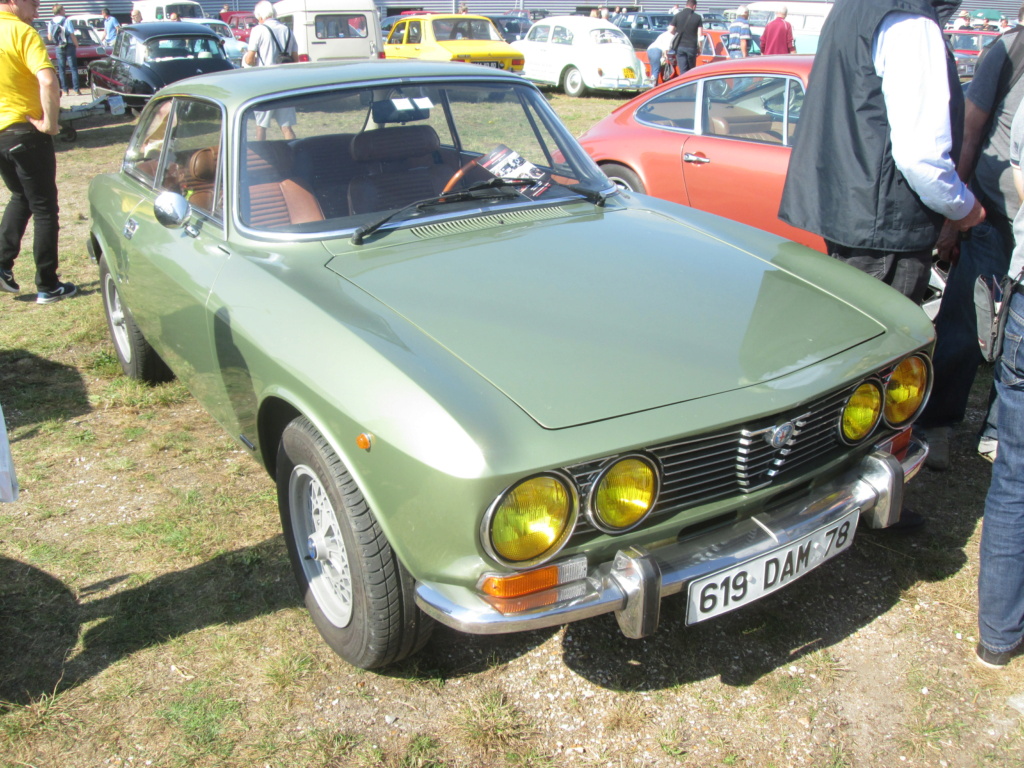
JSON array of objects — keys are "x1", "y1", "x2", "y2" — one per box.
[
  {"x1": 315, "y1": 14, "x2": 368, "y2": 39},
  {"x1": 635, "y1": 82, "x2": 697, "y2": 132},
  {"x1": 527, "y1": 24, "x2": 550, "y2": 43}
]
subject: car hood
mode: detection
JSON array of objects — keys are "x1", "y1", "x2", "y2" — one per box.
[{"x1": 324, "y1": 205, "x2": 885, "y2": 429}]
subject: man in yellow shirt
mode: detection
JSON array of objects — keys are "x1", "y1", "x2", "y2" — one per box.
[{"x1": 0, "y1": 0, "x2": 76, "y2": 304}]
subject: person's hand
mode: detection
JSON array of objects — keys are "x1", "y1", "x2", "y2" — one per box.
[
  {"x1": 955, "y1": 198, "x2": 986, "y2": 232},
  {"x1": 28, "y1": 116, "x2": 59, "y2": 136},
  {"x1": 935, "y1": 218, "x2": 961, "y2": 266}
]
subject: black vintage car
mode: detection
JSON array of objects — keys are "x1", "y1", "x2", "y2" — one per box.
[
  {"x1": 613, "y1": 12, "x2": 674, "y2": 50},
  {"x1": 485, "y1": 14, "x2": 530, "y2": 43},
  {"x1": 88, "y1": 22, "x2": 233, "y2": 110}
]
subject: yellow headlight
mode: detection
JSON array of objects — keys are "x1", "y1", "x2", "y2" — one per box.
[
  {"x1": 591, "y1": 456, "x2": 658, "y2": 532},
  {"x1": 841, "y1": 381, "x2": 882, "y2": 443},
  {"x1": 884, "y1": 356, "x2": 929, "y2": 426},
  {"x1": 489, "y1": 475, "x2": 576, "y2": 564}
]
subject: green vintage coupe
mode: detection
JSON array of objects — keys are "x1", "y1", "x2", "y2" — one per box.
[{"x1": 89, "y1": 60, "x2": 933, "y2": 669}]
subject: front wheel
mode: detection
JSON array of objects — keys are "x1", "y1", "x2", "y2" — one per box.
[
  {"x1": 601, "y1": 163, "x2": 646, "y2": 193},
  {"x1": 277, "y1": 417, "x2": 433, "y2": 669},
  {"x1": 563, "y1": 66, "x2": 588, "y2": 98},
  {"x1": 100, "y1": 258, "x2": 172, "y2": 382}
]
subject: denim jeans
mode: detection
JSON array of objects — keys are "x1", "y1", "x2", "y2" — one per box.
[
  {"x1": 0, "y1": 128, "x2": 61, "y2": 291},
  {"x1": 978, "y1": 288, "x2": 1024, "y2": 654},
  {"x1": 54, "y1": 44, "x2": 79, "y2": 93},
  {"x1": 918, "y1": 218, "x2": 1011, "y2": 438}
]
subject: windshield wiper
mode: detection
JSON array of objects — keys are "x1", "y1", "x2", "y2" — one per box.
[
  {"x1": 570, "y1": 185, "x2": 609, "y2": 207},
  {"x1": 350, "y1": 182, "x2": 529, "y2": 245}
]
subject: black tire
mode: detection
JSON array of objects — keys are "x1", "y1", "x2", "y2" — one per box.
[
  {"x1": 100, "y1": 257, "x2": 173, "y2": 382},
  {"x1": 563, "y1": 66, "x2": 587, "y2": 98},
  {"x1": 602, "y1": 163, "x2": 646, "y2": 193},
  {"x1": 277, "y1": 417, "x2": 433, "y2": 669}
]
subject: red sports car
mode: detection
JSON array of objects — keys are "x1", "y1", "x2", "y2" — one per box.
[{"x1": 579, "y1": 55, "x2": 816, "y2": 250}]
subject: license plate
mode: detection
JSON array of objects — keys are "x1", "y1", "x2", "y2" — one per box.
[
  {"x1": 475, "y1": 61, "x2": 504, "y2": 69},
  {"x1": 685, "y1": 509, "x2": 859, "y2": 624},
  {"x1": 623, "y1": 67, "x2": 636, "y2": 79}
]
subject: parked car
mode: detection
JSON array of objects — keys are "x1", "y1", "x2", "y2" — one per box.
[
  {"x1": 613, "y1": 11, "x2": 674, "y2": 50},
  {"x1": 88, "y1": 22, "x2": 234, "y2": 110},
  {"x1": 385, "y1": 14, "x2": 524, "y2": 73},
  {"x1": 944, "y1": 29, "x2": 999, "y2": 80},
  {"x1": 701, "y1": 11, "x2": 729, "y2": 29},
  {"x1": 696, "y1": 27, "x2": 761, "y2": 67},
  {"x1": 88, "y1": 60, "x2": 933, "y2": 669},
  {"x1": 577, "y1": 54, "x2": 946, "y2": 319},
  {"x1": 195, "y1": 17, "x2": 247, "y2": 67},
  {"x1": 485, "y1": 14, "x2": 530, "y2": 43},
  {"x1": 68, "y1": 14, "x2": 107, "y2": 42},
  {"x1": 517, "y1": 15, "x2": 644, "y2": 97},
  {"x1": 220, "y1": 10, "x2": 257, "y2": 43}
]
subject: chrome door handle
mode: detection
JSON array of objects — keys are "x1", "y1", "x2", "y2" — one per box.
[
  {"x1": 684, "y1": 153, "x2": 711, "y2": 164},
  {"x1": 123, "y1": 218, "x2": 138, "y2": 240}
]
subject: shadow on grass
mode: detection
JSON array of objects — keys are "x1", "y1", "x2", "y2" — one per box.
[
  {"x1": 0, "y1": 349, "x2": 91, "y2": 441},
  {"x1": 0, "y1": 536, "x2": 298, "y2": 705}
]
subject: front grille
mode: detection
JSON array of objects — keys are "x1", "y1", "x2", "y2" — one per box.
[{"x1": 566, "y1": 384, "x2": 863, "y2": 536}]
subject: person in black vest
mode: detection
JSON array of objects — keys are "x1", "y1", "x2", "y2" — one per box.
[
  {"x1": 668, "y1": 0, "x2": 702, "y2": 75},
  {"x1": 779, "y1": 0, "x2": 984, "y2": 306}
]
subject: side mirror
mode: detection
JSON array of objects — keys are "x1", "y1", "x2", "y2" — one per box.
[{"x1": 154, "y1": 190, "x2": 190, "y2": 229}]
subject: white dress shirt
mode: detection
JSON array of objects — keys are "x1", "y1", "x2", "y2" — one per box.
[{"x1": 873, "y1": 12, "x2": 976, "y2": 221}]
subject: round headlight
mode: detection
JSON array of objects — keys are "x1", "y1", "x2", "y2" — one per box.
[
  {"x1": 486, "y1": 474, "x2": 577, "y2": 566},
  {"x1": 841, "y1": 381, "x2": 882, "y2": 443},
  {"x1": 884, "y1": 356, "x2": 930, "y2": 426},
  {"x1": 589, "y1": 455, "x2": 659, "y2": 532}
]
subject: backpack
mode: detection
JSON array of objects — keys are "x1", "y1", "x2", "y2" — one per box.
[
  {"x1": 52, "y1": 20, "x2": 66, "y2": 47},
  {"x1": 267, "y1": 25, "x2": 294, "y2": 64}
]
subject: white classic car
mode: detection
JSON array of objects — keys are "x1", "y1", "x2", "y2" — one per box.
[{"x1": 517, "y1": 15, "x2": 645, "y2": 97}]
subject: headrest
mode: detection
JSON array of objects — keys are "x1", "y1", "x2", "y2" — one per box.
[
  {"x1": 189, "y1": 146, "x2": 218, "y2": 181},
  {"x1": 350, "y1": 126, "x2": 440, "y2": 163}
]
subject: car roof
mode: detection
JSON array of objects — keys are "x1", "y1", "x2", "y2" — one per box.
[
  {"x1": 154, "y1": 59, "x2": 530, "y2": 106},
  {"x1": 396, "y1": 14, "x2": 493, "y2": 22},
  {"x1": 531, "y1": 15, "x2": 622, "y2": 31},
  {"x1": 122, "y1": 21, "x2": 218, "y2": 39},
  {"x1": 677, "y1": 53, "x2": 813, "y2": 80}
]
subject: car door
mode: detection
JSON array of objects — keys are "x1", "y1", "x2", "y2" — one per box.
[
  {"x1": 680, "y1": 75, "x2": 818, "y2": 249},
  {"x1": 117, "y1": 96, "x2": 233, "y2": 408},
  {"x1": 521, "y1": 22, "x2": 552, "y2": 83}
]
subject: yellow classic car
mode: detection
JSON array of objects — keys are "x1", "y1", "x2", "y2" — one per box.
[{"x1": 385, "y1": 14, "x2": 524, "y2": 73}]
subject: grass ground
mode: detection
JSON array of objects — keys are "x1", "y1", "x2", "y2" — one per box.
[{"x1": 1, "y1": 89, "x2": 1022, "y2": 768}]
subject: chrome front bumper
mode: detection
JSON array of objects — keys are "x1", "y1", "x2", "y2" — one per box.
[{"x1": 415, "y1": 439, "x2": 926, "y2": 638}]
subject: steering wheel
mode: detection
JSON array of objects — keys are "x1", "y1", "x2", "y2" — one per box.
[{"x1": 442, "y1": 158, "x2": 480, "y2": 194}]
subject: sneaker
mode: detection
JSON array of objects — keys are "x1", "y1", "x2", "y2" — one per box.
[
  {"x1": 36, "y1": 282, "x2": 77, "y2": 304},
  {"x1": 978, "y1": 437, "x2": 998, "y2": 464},
  {"x1": 919, "y1": 426, "x2": 952, "y2": 471},
  {"x1": 976, "y1": 642, "x2": 1022, "y2": 669},
  {"x1": 0, "y1": 268, "x2": 18, "y2": 293}
]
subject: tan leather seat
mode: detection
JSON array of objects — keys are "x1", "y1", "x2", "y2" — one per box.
[
  {"x1": 243, "y1": 141, "x2": 324, "y2": 229},
  {"x1": 347, "y1": 125, "x2": 454, "y2": 215},
  {"x1": 182, "y1": 146, "x2": 218, "y2": 213}
]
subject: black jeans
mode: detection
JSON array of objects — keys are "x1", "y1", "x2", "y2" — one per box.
[
  {"x1": 675, "y1": 46, "x2": 698, "y2": 74},
  {"x1": 0, "y1": 127, "x2": 60, "y2": 292},
  {"x1": 824, "y1": 240, "x2": 932, "y2": 305}
]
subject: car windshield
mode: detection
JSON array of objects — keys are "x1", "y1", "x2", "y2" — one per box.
[
  {"x1": 238, "y1": 80, "x2": 611, "y2": 234},
  {"x1": 432, "y1": 18, "x2": 502, "y2": 41},
  {"x1": 203, "y1": 22, "x2": 233, "y2": 40},
  {"x1": 591, "y1": 27, "x2": 631, "y2": 45},
  {"x1": 145, "y1": 35, "x2": 226, "y2": 61}
]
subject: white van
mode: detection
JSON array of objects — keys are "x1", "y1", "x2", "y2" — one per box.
[
  {"x1": 132, "y1": 0, "x2": 204, "y2": 22},
  {"x1": 273, "y1": 0, "x2": 383, "y2": 63},
  {"x1": 725, "y1": 1, "x2": 833, "y2": 53}
]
